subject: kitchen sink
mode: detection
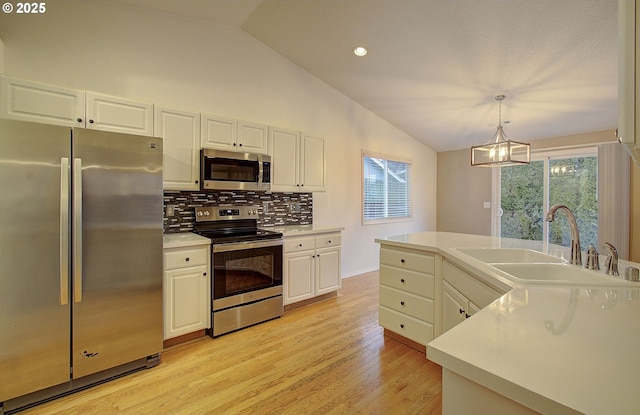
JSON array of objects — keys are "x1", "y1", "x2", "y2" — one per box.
[
  {"x1": 492, "y1": 263, "x2": 637, "y2": 286},
  {"x1": 453, "y1": 248, "x2": 566, "y2": 264}
]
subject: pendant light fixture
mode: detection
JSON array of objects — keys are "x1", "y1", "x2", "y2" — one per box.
[{"x1": 471, "y1": 95, "x2": 530, "y2": 167}]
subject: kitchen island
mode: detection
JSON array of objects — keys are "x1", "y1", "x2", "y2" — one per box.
[{"x1": 376, "y1": 231, "x2": 640, "y2": 415}]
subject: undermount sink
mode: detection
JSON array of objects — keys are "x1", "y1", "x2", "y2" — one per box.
[
  {"x1": 493, "y1": 263, "x2": 636, "y2": 286},
  {"x1": 454, "y1": 248, "x2": 566, "y2": 264}
]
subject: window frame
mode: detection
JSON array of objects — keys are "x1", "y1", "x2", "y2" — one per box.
[{"x1": 361, "y1": 150, "x2": 412, "y2": 225}]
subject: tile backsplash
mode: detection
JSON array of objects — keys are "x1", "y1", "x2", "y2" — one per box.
[{"x1": 163, "y1": 190, "x2": 312, "y2": 233}]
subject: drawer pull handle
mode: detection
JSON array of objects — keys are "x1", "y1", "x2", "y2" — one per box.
[
  {"x1": 400, "y1": 278, "x2": 405, "y2": 284},
  {"x1": 299, "y1": 244, "x2": 303, "y2": 247},
  {"x1": 400, "y1": 301, "x2": 405, "y2": 306},
  {"x1": 465, "y1": 313, "x2": 471, "y2": 318},
  {"x1": 400, "y1": 258, "x2": 405, "y2": 263},
  {"x1": 459, "y1": 308, "x2": 465, "y2": 315},
  {"x1": 185, "y1": 257, "x2": 190, "y2": 262},
  {"x1": 400, "y1": 324, "x2": 405, "y2": 329}
]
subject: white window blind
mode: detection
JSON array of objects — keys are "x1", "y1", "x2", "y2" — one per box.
[{"x1": 362, "y1": 152, "x2": 412, "y2": 223}]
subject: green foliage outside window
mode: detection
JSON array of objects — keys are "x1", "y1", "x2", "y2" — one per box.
[{"x1": 500, "y1": 156, "x2": 598, "y2": 249}]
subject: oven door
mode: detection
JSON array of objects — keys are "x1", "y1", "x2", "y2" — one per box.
[{"x1": 212, "y1": 239, "x2": 283, "y2": 310}]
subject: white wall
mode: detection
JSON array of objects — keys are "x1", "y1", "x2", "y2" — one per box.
[{"x1": 0, "y1": 0, "x2": 437, "y2": 277}]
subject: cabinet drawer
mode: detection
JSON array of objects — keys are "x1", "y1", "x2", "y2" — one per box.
[
  {"x1": 315, "y1": 233, "x2": 341, "y2": 248},
  {"x1": 379, "y1": 265, "x2": 434, "y2": 298},
  {"x1": 379, "y1": 306, "x2": 434, "y2": 346},
  {"x1": 164, "y1": 246, "x2": 208, "y2": 270},
  {"x1": 284, "y1": 236, "x2": 315, "y2": 253},
  {"x1": 380, "y1": 286, "x2": 434, "y2": 323},
  {"x1": 443, "y1": 260, "x2": 504, "y2": 308},
  {"x1": 380, "y1": 247, "x2": 434, "y2": 274}
]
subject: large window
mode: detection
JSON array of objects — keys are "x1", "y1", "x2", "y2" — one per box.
[
  {"x1": 362, "y1": 152, "x2": 412, "y2": 224},
  {"x1": 496, "y1": 147, "x2": 598, "y2": 248}
]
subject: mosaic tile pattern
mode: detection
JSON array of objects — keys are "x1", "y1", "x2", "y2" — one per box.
[{"x1": 163, "y1": 190, "x2": 313, "y2": 233}]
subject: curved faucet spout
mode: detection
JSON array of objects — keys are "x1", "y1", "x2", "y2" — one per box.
[{"x1": 545, "y1": 204, "x2": 582, "y2": 265}]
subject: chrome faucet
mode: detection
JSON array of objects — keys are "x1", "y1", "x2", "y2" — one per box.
[
  {"x1": 545, "y1": 204, "x2": 582, "y2": 265},
  {"x1": 602, "y1": 242, "x2": 619, "y2": 276}
]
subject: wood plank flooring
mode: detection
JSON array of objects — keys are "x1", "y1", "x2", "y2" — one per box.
[{"x1": 19, "y1": 271, "x2": 442, "y2": 415}]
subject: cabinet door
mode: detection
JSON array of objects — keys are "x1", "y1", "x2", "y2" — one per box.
[
  {"x1": 238, "y1": 120, "x2": 268, "y2": 154},
  {"x1": 0, "y1": 75, "x2": 84, "y2": 127},
  {"x1": 315, "y1": 246, "x2": 341, "y2": 295},
  {"x1": 442, "y1": 281, "x2": 468, "y2": 334},
  {"x1": 85, "y1": 91, "x2": 153, "y2": 136},
  {"x1": 201, "y1": 113, "x2": 237, "y2": 150},
  {"x1": 155, "y1": 106, "x2": 200, "y2": 191},
  {"x1": 270, "y1": 127, "x2": 300, "y2": 192},
  {"x1": 284, "y1": 251, "x2": 314, "y2": 304},
  {"x1": 164, "y1": 265, "x2": 209, "y2": 340},
  {"x1": 300, "y1": 133, "x2": 326, "y2": 192}
]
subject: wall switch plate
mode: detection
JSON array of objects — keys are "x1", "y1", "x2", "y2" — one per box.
[
  {"x1": 483, "y1": 202, "x2": 491, "y2": 209},
  {"x1": 166, "y1": 204, "x2": 176, "y2": 216}
]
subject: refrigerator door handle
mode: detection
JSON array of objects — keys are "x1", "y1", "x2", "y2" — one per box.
[
  {"x1": 60, "y1": 158, "x2": 70, "y2": 305},
  {"x1": 73, "y1": 157, "x2": 83, "y2": 303}
]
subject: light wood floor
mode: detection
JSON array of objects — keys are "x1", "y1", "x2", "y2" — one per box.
[{"x1": 20, "y1": 271, "x2": 442, "y2": 415}]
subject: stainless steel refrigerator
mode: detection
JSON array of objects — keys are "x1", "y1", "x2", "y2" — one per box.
[{"x1": 0, "y1": 119, "x2": 163, "y2": 412}]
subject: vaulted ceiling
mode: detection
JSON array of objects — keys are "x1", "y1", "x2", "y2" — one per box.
[{"x1": 101, "y1": 0, "x2": 618, "y2": 152}]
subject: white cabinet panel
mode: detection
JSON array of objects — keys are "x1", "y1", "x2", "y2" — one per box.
[
  {"x1": 201, "y1": 115, "x2": 268, "y2": 154},
  {"x1": 155, "y1": 106, "x2": 200, "y2": 191},
  {"x1": 270, "y1": 127, "x2": 325, "y2": 192},
  {"x1": 85, "y1": 92, "x2": 153, "y2": 136},
  {"x1": 300, "y1": 133, "x2": 326, "y2": 192},
  {"x1": 0, "y1": 76, "x2": 84, "y2": 127},
  {"x1": 316, "y1": 246, "x2": 341, "y2": 295},
  {"x1": 284, "y1": 251, "x2": 314, "y2": 303},
  {"x1": 238, "y1": 120, "x2": 268, "y2": 154}
]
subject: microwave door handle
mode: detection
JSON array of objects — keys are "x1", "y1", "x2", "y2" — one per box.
[{"x1": 258, "y1": 155, "x2": 264, "y2": 186}]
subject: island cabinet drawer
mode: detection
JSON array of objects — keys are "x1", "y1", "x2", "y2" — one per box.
[
  {"x1": 380, "y1": 286, "x2": 434, "y2": 323},
  {"x1": 284, "y1": 236, "x2": 315, "y2": 253},
  {"x1": 315, "y1": 233, "x2": 341, "y2": 248},
  {"x1": 380, "y1": 265, "x2": 434, "y2": 298},
  {"x1": 379, "y1": 306, "x2": 434, "y2": 346},
  {"x1": 380, "y1": 247, "x2": 434, "y2": 274},
  {"x1": 164, "y1": 246, "x2": 209, "y2": 270}
]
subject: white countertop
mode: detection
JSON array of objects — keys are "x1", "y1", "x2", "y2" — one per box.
[
  {"x1": 376, "y1": 231, "x2": 640, "y2": 415},
  {"x1": 163, "y1": 232, "x2": 211, "y2": 249},
  {"x1": 268, "y1": 224, "x2": 344, "y2": 236}
]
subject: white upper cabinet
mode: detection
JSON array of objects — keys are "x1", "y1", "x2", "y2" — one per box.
[
  {"x1": 618, "y1": 0, "x2": 640, "y2": 164},
  {"x1": 270, "y1": 126, "x2": 326, "y2": 192},
  {"x1": 155, "y1": 106, "x2": 201, "y2": 191},
  {"x1": 85, "y1": 91, "x2": 153, "y2": 136},
  {"x1": 0, "y1": 75, "x2": 154, "y2": 136},
  {"x1": 201, "y1": 113, "x2": 268, "y2": 154},
  {"x1": 0, "y1": 75, "x2": 84, "y2": 127}
]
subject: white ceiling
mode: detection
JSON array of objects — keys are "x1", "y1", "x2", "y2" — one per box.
[{"x1": 101, "y1": 0, "x2": 618, "y2": 152}]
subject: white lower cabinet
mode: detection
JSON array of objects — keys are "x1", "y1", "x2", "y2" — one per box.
[
  {"x1": 441, "y1": 259, "x2": 503, "y2": 335},
  {"x1": 378, "y1": 246, "x2": 435, "y2": 346},
  {"x1": 284, "y1": 232, "x2": 341, "y2": 305},
  {"x1": 163, "y1": 243, "x2": 211, "y2": 340}
]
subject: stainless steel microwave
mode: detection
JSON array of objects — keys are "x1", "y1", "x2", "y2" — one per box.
[{"x1": 200, "y1": 149, "x2": 271, "y2": 191}]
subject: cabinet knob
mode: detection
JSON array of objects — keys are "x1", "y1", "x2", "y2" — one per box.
[
  {"x1": 203, "y1": 272, "x2": 207, "y2": 276},
  {"x1": 238, "y1": 143, "x2": 242, "y2": 146},
  {"x1": 299, "y1": 243, "x2": 303, "y2": 247},
  {"x1": 195, "y1": 180, "x2": 199, "y2": 184},
  {"x1": 400, "y1": 278, "x2": 405, "y2": 284},
  {"x1": 400, "y1": 324, "x2": 405, "y2": 329},
  {"x1": 459, "y1": 308, "x2": 465, "y2": 315},
  {"x1": 400, "y1": 259, "x2": 405, "y2": 264},
  {"x1": 76, "y1": 118, "x2": 83, "y2": 123},
  {"x1": 301, "y1": 184, "x2": 304, "y2": 187},
  {"x1": 328, "y1": 240, "x2": 331, "y2": 243},
  {"x1": 185, "y1": 257, "x2": 190, "y2": 262},
  {"x1": 465, "y1": 313, "x2": 471, "y2": 318},
  {"x1": 400, "y1": 301, "x2": 405, "y2": 306},
  {"x1": 89, "y1": 119, "x2": 94, "y2": 124}
]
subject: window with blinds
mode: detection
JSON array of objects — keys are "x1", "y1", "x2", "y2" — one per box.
[{"x1": 362, "y1": 152, "x2": 412, "y2": 223}]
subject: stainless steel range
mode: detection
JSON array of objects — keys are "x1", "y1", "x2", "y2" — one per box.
[{"x1": 193, "y1": 206, "x2": 283, "y2": 337}]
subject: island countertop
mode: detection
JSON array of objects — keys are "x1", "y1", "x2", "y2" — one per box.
[{"x1": 376, "y1": 231, "x2": 640, "y2": 415}]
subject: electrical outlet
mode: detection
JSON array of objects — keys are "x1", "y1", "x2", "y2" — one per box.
[
  {"x1": 166, "y1": 204, "x2": 176, "y2": 216},
  {"x1": 262, "y1": 201, "x2": 270, "y2": 214},
  {"x1": 289, "y1": 202, "x2": 301, "y2": 213}
]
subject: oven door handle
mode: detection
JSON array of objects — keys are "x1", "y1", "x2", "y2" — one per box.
[{"x1": 213, "y1": 238, "x2": 283, "y2": 253}]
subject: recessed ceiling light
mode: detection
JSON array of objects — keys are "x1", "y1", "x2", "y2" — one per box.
[{"x1": 353, "y1": 46, "x2": 368, "y2": 57}]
